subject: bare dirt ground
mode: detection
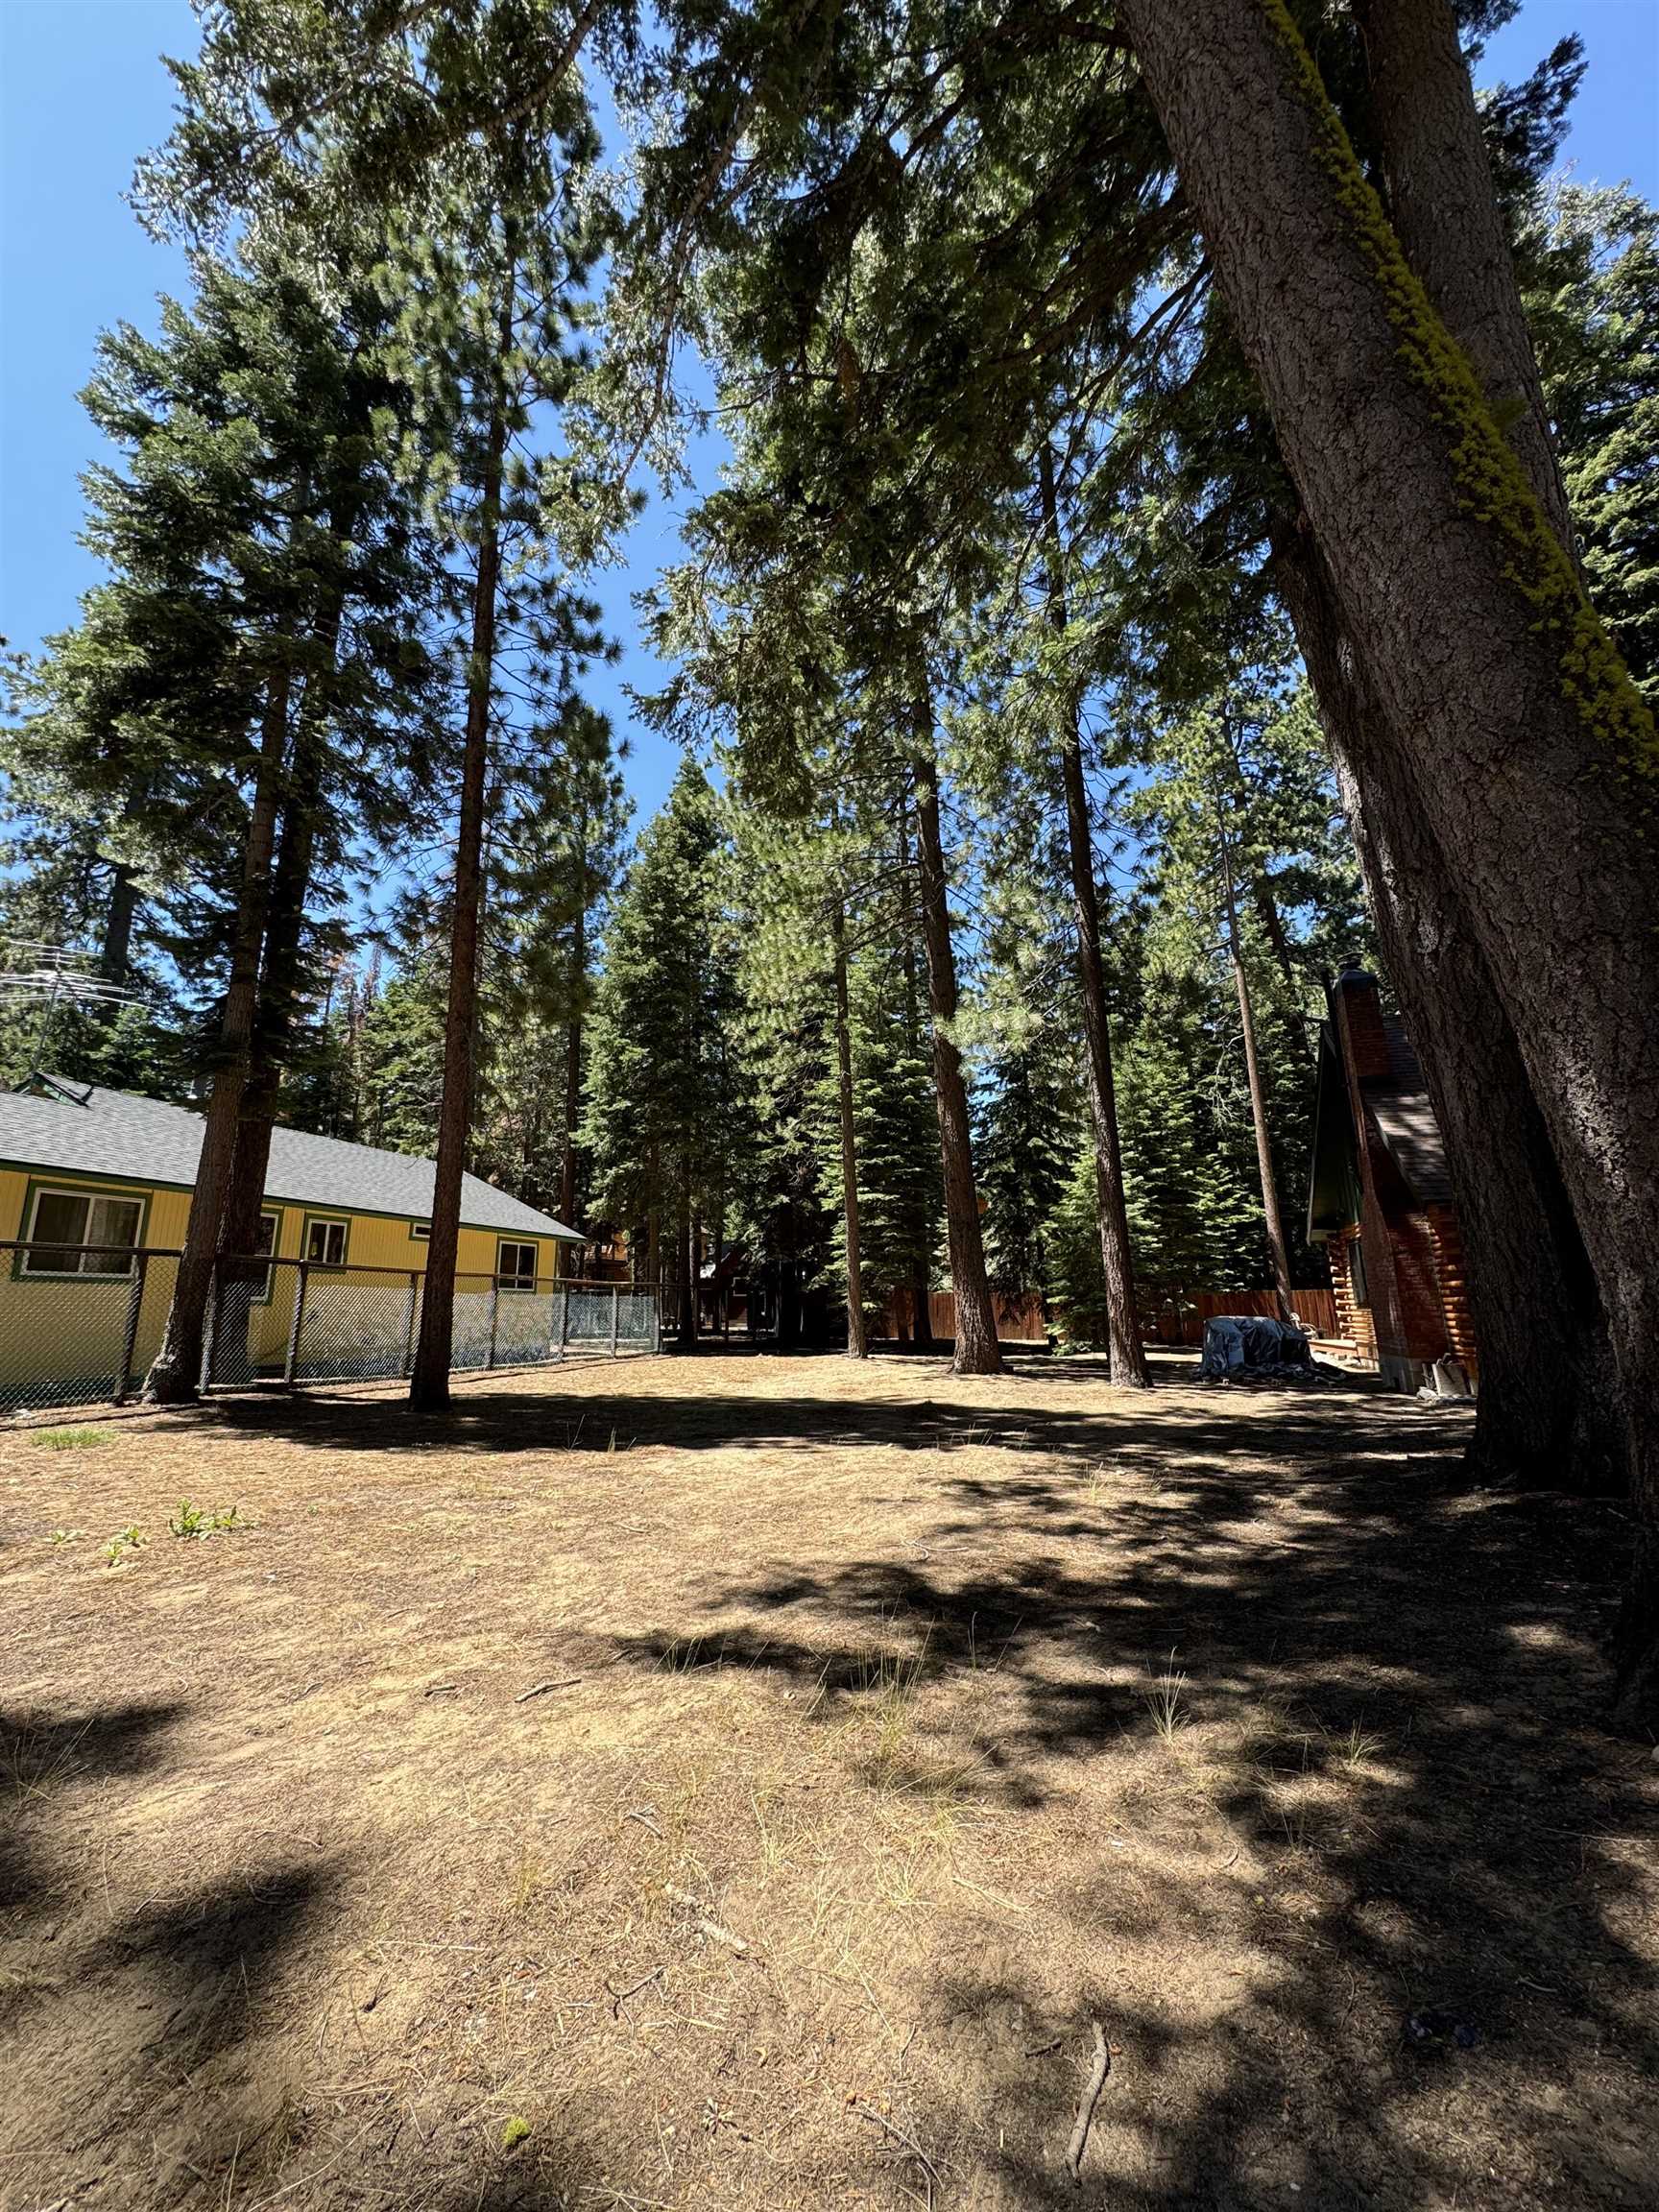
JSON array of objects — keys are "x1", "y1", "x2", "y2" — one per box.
[{"x1": 2, "y1": 1347, "x2": 1654, "y2": 2212}]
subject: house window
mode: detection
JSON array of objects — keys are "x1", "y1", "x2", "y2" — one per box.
[
  {"x1": 411, "y1": 1220, "x2": 431, "y2": 1240},
  {"x1": 305, "y1": 1216, "x2": 349, "y2": 1267},
  {"x1": 497, "y1": 1239, "x2": 539, "y2": 1291},
  {"x1": 1347, "y1": 1235, "x2": 1370, "y2": 1311},
  {"x1": 22, "y1": 1188, "x2": 143, "y2": 1277}
]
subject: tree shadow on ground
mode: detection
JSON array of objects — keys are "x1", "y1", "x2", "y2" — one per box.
[
  {"x1": 186, "y1": 1351, "x2": 1444, "y2": 1478},
  {"x1": 89, "y1": 1357, "x2": 1654, "y2": 2206},
  {"x1": 1, "y1": 1696, "x2": 184, "y2": 1936},
  {"x1": 554, "y1": 1386, "x2": 1652, "y2": 2207},
  {"x1": 1, "y1": 1695, "x2": 351, "y2": 2202}
]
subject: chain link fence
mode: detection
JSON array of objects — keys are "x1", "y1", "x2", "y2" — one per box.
[
  {"x1": 0, "y1": 1241, "x2": 181, "y2": 1416},
  {"x1": 0, "y1": 1243, "x2": 659, "y2": 1417}
]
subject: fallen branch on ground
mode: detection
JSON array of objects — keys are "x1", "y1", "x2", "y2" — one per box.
[
  {"x1": 852, "y1": 2101, "x2": 939, "y2": 2210},
  {"x1": 607, "y1": 1964, "x2": 666, "y2": 2016},
  {"x1": 515, "y1": 1676, "x2": 583, "y2": 1702},
  {"x1": 1067, "y1": 2018, "x2": 1111, "y2": 2181}
]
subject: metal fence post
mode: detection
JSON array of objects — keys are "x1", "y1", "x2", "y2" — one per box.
[
  {"x1": 198, "y1": 1258, "x2": 222, "y2": 1394},
  {"x1": 610, "y1": 1285, "x2": 620, "y2": 1356},
  {"x1": 400, "y1": 1271, "x2": 420, "y2": 1377},
  {"x1": 487, "y1": 1281, "x2": 500, "y2": 1369},
  {"x1": 114, "y1": 1252, "x2": 149, "y2": 1405},
  {"x1": 558, "y1": 1286, "x2": 570, "y2": 1358},
  {"x1": 284, "y1": 1262, "x2": 310, "y2": 1386}
]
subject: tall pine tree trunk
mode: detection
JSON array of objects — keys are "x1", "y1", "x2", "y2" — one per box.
[
  {"x1": 677, "y1": 1171, "x2": 695, "y2": 1346},
  {"x1": 145, "y1": 661, "x2": 290, "y2": 1400},
  {"x1": 222, "y1": 482, "x2": 359, "y2": 1282},
  {"x1": 1039, "y1": 445, "x2": 1150, "y2": 1385},
  {"x1": 832, "y1": 897, "x2": 868, "y2": 1358},
  {"x1": 559, "y1": 828, "x2": 586, "y2": 1238},
  {"x1": 410, "y1": 283, "x2": 513, "y2": 1413},
  {"x1": 897, "y1": 811, "x2": 935, "y2": 1350},
  {"x1": 1119, "y1": 0, "x2": 1659, "y2": 1716},
  {"x1": 911, "y1": 713, "x2": 1002, "y2": 1377},
  {"x1": 1218, "y1": 811, "x2": 1296, "y2": 1321},
  {"x1": 1324, "y1": 0, "x2": 1623, "y2": 1483},
  {"x1": 1354, "y1": 0, "x2": 1576, "y2": 557},
  {"x1": 1274, "y1": 517, "x2": 1623, "y2": 1490},
  {"x1": 99, "y1": 861, "x2": 139, "y2": 991}
]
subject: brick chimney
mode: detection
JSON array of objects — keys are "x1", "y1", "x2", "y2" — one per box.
[{"x1": 1333, "y1": 959, "x2": 1392, "y2": 1083}]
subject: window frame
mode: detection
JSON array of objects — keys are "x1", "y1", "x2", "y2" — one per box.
[
  {"x1": 496, "y1": 1238, "x2": 539, "y2": 1292},
  {"x1": 301, "y1": 1214, "x2": 350, "y2": 1268},
  {"x1": 249, "y1": 1209, "x2": 282, "y2": 1304},
  {"x1": 17, "y1": 1179, "x2": 148, "y2": 1281},
  {"x1": 410, "y1": 1219, "x2": 431, "y2": 1241}
]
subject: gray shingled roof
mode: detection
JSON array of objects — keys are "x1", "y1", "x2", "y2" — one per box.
[
  {"x1": 1360, "y1": 1017, "x2": 1454, "y2": 1208},
  {"x1": 0, "y1": 1081, "x2": 581, "y2": 1239}
]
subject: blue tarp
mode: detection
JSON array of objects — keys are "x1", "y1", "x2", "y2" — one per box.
[{"x1": 1199, "y1": 1313, "x2": 1314, "y2": 1382}]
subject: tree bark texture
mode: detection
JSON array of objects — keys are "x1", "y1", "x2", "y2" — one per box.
[
  {"x1": 559, "y1": 844, "x2": 585, "y2": 1235},
  {"x1": 1274, "y1": 517, "x2": 1623, "y2": 1489},
  {"x1": 1039, "y1": 444, "x2": 1150, "y2": 1386},
  {"x1": 832, "y1": 899, "x2": 868, "y2": 1358},
  {"x1": 1354, "y1": 0, "x2": 1576, "y2": 556},
  {"x1": 911, "y1": 729, "x2": 1003, "y2": 1377},
  {"x1": 1118, "y1": 0, "x2": 1659, "y2": 1712},
  {"x1": 410, "y1": 290, "x2": 513, "y2": 1413},
  {"x1": 99, "y1": 861, "x2": 139, "y2": 991},
  {"x1": 898, "y1": 814, "x2": 935, "y2": 1350},
  {"x1": 145, "y1": 662, "x2": 290, "y2": 1400},
  {"x1": 677, "y1": 1179, "x2": 696, "y2": 1345},
  {"x1": 1327, "y1": 0, "x2": 1623, "y2": 1483}
]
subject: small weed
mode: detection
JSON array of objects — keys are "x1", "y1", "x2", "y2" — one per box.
[
  {"x1": 104, "y1": 1526, "x2": 148, "y2": 1567},
  {"x1": 1276, "y1": 1792, "x2": 1316, "y2": 1852},
  {"x1": 168, "y1": 1501, "x2": 243, "y2": 1540},
  {"x1": 1333, "y1": 1720, "x2": 1387, "y2": 1770},
  {"x1": 1143, "y1": 1651, "x2": 1189, "y2": 1745},
  {"x1": 500, "y1": 2115, "x2": 532, "y2": 2153},
  {"x1": 502, "y1": 1836, "x2": 547, "y2": 1914},
  {"x1": 32, "y1": 1426, "x2": 113, "y2": 1452},
  {"x1": 48, "y1": 1527, "x2": 84, "y2": 1547},
  {"x1": 4, "y1": 1717, "x2": 94, "y2": 1798}
]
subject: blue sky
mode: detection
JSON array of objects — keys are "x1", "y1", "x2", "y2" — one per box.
[{"x1": 2, "y1": 0, "x2": 1656, "y2": 831}]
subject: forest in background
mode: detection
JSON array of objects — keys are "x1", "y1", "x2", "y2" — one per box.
[{"x1": 1, "y1": 0, "x2": 1657, "y2": 1699}]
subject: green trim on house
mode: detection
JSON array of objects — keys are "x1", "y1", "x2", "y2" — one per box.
[{"x1": 249, "y1": 1207, "x2": 283, "y2": 1306}]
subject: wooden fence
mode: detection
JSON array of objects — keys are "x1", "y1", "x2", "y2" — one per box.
[
  {"x1": 877, "y1": 1284, "x2": 1341, "y2": 1350},
  {"x1": 1140, "y1": 1286, "x2": 1340, "y2": 1347},
  {"x1": 877, "y1": 1289, "x2": 1048, "y2": 1343}
]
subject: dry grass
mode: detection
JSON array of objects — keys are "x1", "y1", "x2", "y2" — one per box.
[{"x1": 0, "y1": 1346, "x2": 1654, "y2": 2212}]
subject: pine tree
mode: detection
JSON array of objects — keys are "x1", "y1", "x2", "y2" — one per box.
[
  {"x1": 582, "y1": 760, "x2": 749, "y2": 1343},
  {"x1": 483, "y1": 701, "x2": 630, "y2": 1229}
]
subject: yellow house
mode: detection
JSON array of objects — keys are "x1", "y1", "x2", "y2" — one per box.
[{"x1": 0, "y1": 1077, "x2": 584, "y2": 1407}]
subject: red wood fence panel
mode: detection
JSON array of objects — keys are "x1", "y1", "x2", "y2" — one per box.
[
  {"x1": 878, "y1": 1289, "x2": 1048, "y2": 1342},
  {"x1": 878, "y1": 1286, "x2": 1340, "y2": 1349}
]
